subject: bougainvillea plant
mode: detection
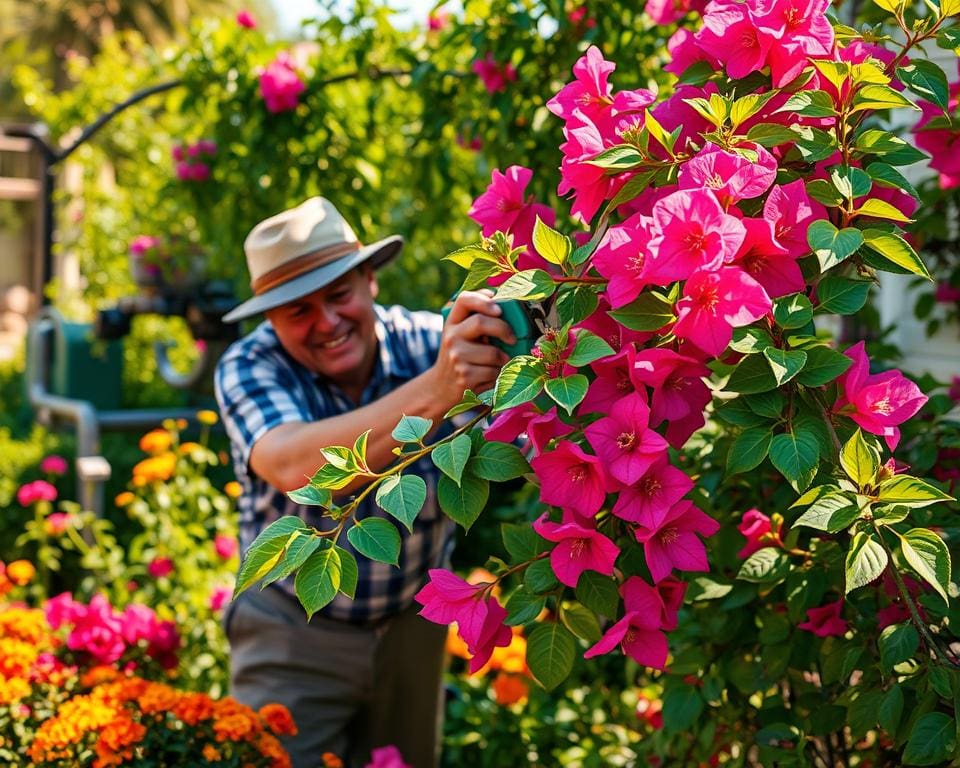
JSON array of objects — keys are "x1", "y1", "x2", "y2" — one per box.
[{"x1": 235, "y1": 0, "x2": 960, "y2": 763}]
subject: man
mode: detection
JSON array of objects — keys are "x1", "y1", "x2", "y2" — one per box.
[{"x1": 215, "y1": 197, "x2": 514, "y2": 768}]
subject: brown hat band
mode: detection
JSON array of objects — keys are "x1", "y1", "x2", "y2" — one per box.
[{"x1": 251, "y1": 241, "x2": 362, "y2": 295}]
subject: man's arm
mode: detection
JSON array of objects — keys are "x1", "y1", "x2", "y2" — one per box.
[{"x1": 250, "y1": 291, "x2": 516, "y2": 492}]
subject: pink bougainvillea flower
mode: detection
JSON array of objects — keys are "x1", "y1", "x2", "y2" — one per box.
[
  {"x1": 737, "y1": 508, "x2": 779, "y2": 559},
  {"x1": 611, "y1": 456, "x2": 694, "y2": 528},
  {"x1": 733, "y1": 217, "x2": 805, "y2": 299},
  {"x1": 695, "y1": 3, "x2": 775, "y2": 80},
  {"x1": 558, "y1": 112, "x2": 628, "y2": 224},
  {"x1": 129, "y1": 234, "x2": 160, "y2": 255},
  {"x1": 472, "y1": 53, "x2": 517, "y2": 94},
  {"x1": 17, "y1": 479, "x2": 57, "y2": 507},
  {"x1": 119, "y1": 604, "x2": 160, "y2": 646},
  {"x1": 678, "y1": 143, "x2": 777, "y2": 208},
  {"x1": 798, "y1": 599, "x2": 848, "y2": 637},
  {"x1": 646, "y1": 189, "x2": 746, "y2": 284},
  {"x1": 259, "y1": 52, "x2": 306, "y2": 113},
  {"x1": 632, "y1": 348, "x2": 711, "y2": 428},
  {"x1": 45, "y1": 592, "x2": 82, "y2": 630},
  {"x1": 533, "y1": 513, "x2": 621, "y2": 587},
  {"x1": 530, "y1": 440, "x2": 608, "y2": 518},
  {"x1": 673, "y1": 267, "x2": 772, "y2": 357},
  {"x1": 209, "y1": 585, "x2": 232, "y2": 613},
  {"x1": 576, "y1": 297, "x2": 652, "y2": 353},
  {"x1": 584, "y1": 576, "x2": 669, "y2": 669},
  {"x1": 591, "y1": 215, "x2": 657, "y2": 308},
  {"x1": 634, "y1": 499, "x2": 720, "y2": 583},
  {"x1": 427, "y1": 9, "x2": 450, "y2": 30},
  {"x1": 584, "y1": 393, "x2": 669, "y2": 486},
  {"x1": 468, "y1": 165, "x2": 556, "y2": 254},
  {"x1": 147, "y1": 556, "x2": 174, "y2": 579},
  {"x1": 763, "y1": 180, "x2": 827, "y2": 259},
  {"x1": 366, "y1": 745, "x2": 413, "y2": 768},
  {"x1": 645, "y1": 0, "x2": 708, "y2": 25},
  {"x1": 582, "y1": 345, "x2": 645, "y2": 414},
  {"x1": 756, "y1": 0, "x2": 834, "y2": 86},
  {"x1": 664, "y1": 28, "x2": 717, "y2": 77},
  {"x1": 40, "y1": 455, "x2": 68, "y2": 475},
  {"x1": 547, "y1": 45, "x2": 616, "y2": 124},
  {"x1": 833, "y1": 341, "x2": 927, "y2": 450},
  {"x1": 484, "y1": 404, "x2": 539, "y2": 445},
  {"x1": 235, "y1": 10, "x2": 256, "y2": 28},
  {"x1": 214, "y1": 534, "x2": 239, "y2": 561},
  {"x1": 527, "y1": 407, "x2": 574, "y2": 453},
  {"x1": 877, "y1": 601, "x2": 911, "y2": 629},
  {"x1": 914, "y1": 83, "x2": 960, "y2": 189},
  {"x1": 656, "y1": 577, "x2": 687, "y2": 631},
  {"x1": 66, "y1": 594, "x2": 126, "y2": 664}
]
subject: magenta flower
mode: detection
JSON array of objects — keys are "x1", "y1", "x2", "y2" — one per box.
[
  {"x1": 468, "y1": 165, "x2": 556, "y2": 250},
  {"x1": 484, "y1": 404, "x2": 539, "y2": 444},
  {"x1": 236, "y1": 10, "x2": 256, "y2": 28},
  {"x1": 66, "y1": 594, "x2": 126, "y2": 664},
  {"x1": 673, "y1": 267, "x2": 771, "y2": 357},
  {"x1": 798, "y1": 599, "x2": 848, "y2": 638},
  {"x1": 877, "y1": 602, "x2": 911, "y2": 629},
  {"x1": 678, "y1": 143, "x2": 777, "y2": 208},
  {"x1": 214, "y1": 534, "x2": 239, "y2": 560},
  {"x1": 584, "y1": 577, "x2": 669, "y2": 669},
  {"x1": 645, "y1": 0, "x2": 708, "y2": 25},
  {"x1": 526, "y1": 407, "x2": 574, "y2": 453},
  {"x1": 634, "y1": 499, "x2": 719, "y2": 583},
  {"x1": 17, "y1": 479, "x2": 57, "y2": 507},
  {"x1": 558, "y1": 112, "x2": 626, "y2": 224},
  {"x1": 129, "y1": 235, "x2": 159, "y2": 256},
  {"x1": 120, "y1": 604, "x2": 160, "y2": 645},
  {"x1": 737, "y1": 508, "x2": 775, "y2": 559},
  {"x1": 695, "y1": 3, "x2": 774, "y2": 80},
  {"x1": 591, "y1": 215, "x2": 657, "y2": 307},
  {"x1": 40, "y1": 455, "x2": 68, "y2": 475},
  {"x1": 533, "y1": 513, "x2": 621, "y2": 587},
  {"x1": 664, "y1": 29, "x2": 716, "y2": 77},
  {"x1": 733, "y1": 217, "x2": 804, "y2": 299},
  {"x1": 546, "y1": 45, "x2": 615, "y2": 124},
  {"x1": 45, "y1": 592, "x2": 82, "y2": 630},
  {"x1": 584, "y1": 393, "x2": 669, "y2": 485},
  {"x1": 756, "y1": 0, "x2": 834, "y2": 86},
  {"x1": 209, "y1": 585, "x2": 232, "y2": 613},
  {"x1": 472, "y1": 53, "x2": 517, "y2": 94},
  {"x1": 45, "y1": 512, "x2": 72, "y2": 535},
  {"x1": 427, "y1": 10, "x2": 450, "y2": 30},
  {"x1": 148, "y1": 556, "x2": 174, "y2": 579},
  {"x1": 762, "y1": 180, "x2": 827, "y2": 259},
  {"x1": 833, "y1": 342, "x2": 927, "y2": 450},
  {"x1": 366, "y1": 746, "x2": 413, "y2": 768},
  {"x1": 530, "y1": 440, "x2": 608, "y2": 519},
  {"x1": 914, "y1": 83, "x2": 960, "y2": 189},
  {"x1": 259, "y1": 53, "x2": 306, "y2": 114},
  {"x1": 582, "y1": 345, "x2": 644, "y2": 414},
  {"x1": 646, "y1": 189, "x2": 746, "y2": 284},
  {"x1": 611, "y1": 457, "x2": 694, "y2": 528},
  {"x1": 632, "y1": 348, "x2": 711, "y2": 428}
]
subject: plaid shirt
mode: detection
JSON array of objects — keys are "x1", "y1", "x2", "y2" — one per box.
[{"x1": 215, "y1": 304, "x2": 454, "y2": 623}]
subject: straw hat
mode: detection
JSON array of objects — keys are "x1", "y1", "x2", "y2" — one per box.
[{"x1": 223, "y1": 197, "x2": 402, "y2": 322}]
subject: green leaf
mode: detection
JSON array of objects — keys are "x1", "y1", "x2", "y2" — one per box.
[
  {"x1": 744, "y1": 390, "x2": 786, "y2": 418},
  {"x1": 775, "y1": 90, "x2": 837, "y2": 117},
  {"x1": 445, "y1": 245, "x2": 498, "y2": 269},
  {"x1": 544, "y1": 374, "x2": 589, "y2": 415},
  {"x1": 796, "y1": 346, "x2": 853, "y2": 386},
  {"x1": 662, "y1": 687, "x2": 705, "y2": 734},
  {"x1": 235, "y1": 517, "x2": 308, "y2": 596},
  {"x1": 816, "y1": 277, "x2": 871, "y2": 315},
  {"x1": 902, "y1": 712, "x2": 956, "y2": 765},
  {"x1": 830, "y1": 165, "x2": 873, "y2": 199},
  {"x1": 294, "y1": 542, "x2": 342, "y2": 620},
  {"x1": 606, "y1": 169, "x2": 658, "y2": 209},
  {"x1": 575, "y1": 571, "x2": 620, "y2": 617},
  {"x1": 899, "y1": 528, "x2": 952, "y2": 603},
  {"x1": 501, "y1": 523, "x2": 551, "y2": 562},
  {"x1": 851, "y1": 83, "x2": 918, "y2": 113},
  {"x1": 807, "y1": 178, "x2": 844, "y2": 207},
  {"x1": 495, "y1": 269, "x2": 556, "y2": 302},
  {"x1": 337, "y1": 546, "x2": 358, "y2": 599},
  {"x1": 773, "y1": 293, "x2": 814, "y2": 329},
  {"x1": 566, "y1": 330, "x2": 615, "y2": 367},
  {"x1": 560, "y1": 602, "x2": 602, "y2": 643},
  {"x1": 866, "y1": 162, "x2": 920, "y2": 200},
  {"x1": 845, "y1": 531, "x2": 888, "y2": 594},
  {"x1": 793, "y1": 493, "x2": 861, "y2": 532},
  {"x1": 747, "y1": 122, "x2": 800, "y2": 147},
  {"x1": 532, "y1": 216, "x2": 572, "y2": 265},
  {"x1": 259, "y1": 532, "x2": 321, "y2": 588},
  {"x1": 431, "y1": 433, "x2": 473, "y2": 485},
  {"x1": 607, "y1": 291, "x2": 675, "y2": 331},
  {"x1": 861, "y1": 229, "x2": 931, "y2": 278},
  {"x1": 763, "y1": 347, "x2": 808, "y2": 386},
  {"x1": 437, "y1": 471, "x2": 489, "y2": 531},
  {"x1": 320, "y1": 445, "x2": 358, "y2": 471},
  {"x1": 898, "y1": 61, "x2": 950, "y2": 111},
  {"x1": 526, "y1": 623, "x2": 576, "y2": 691},
  {"x1": 392, "y1": 415, "x2": 433, "y2": 444},
  {"x1": 686, "y1": 576, "x2": 734, "y2": 601},
  {"x1": 505, "y1": 588, "x2": 546, "y2": 626},
  {"x1": 879, "y1": 623, "x2": 919, "y2": 671},
  {"x1": 584, "y1": 144, "x2": 645, "y2": 171},
  {"x1": 727, "y1": 427, "x2": 773, "y2": 475},
  {"x1": 286, "y1": 484, "x2": 333, "y2": 508},
  {"x1": 769, "y1": 429, "x2": 820, "y2": 491},
  {"x1": 346, "y1": 517, "x2": 401, "y2": 566},
  {"x1": 854, "y1": 129, "x2": 927, "y2": 163},
  {"x1": 714, "y1": 398, "x2": 770, "y2": 427},
  {"x1": 730, "y1": 92, "x2": 779, "y2": 128},
  {"x1": 375, "y1": 474, "x2": 427, "y2": 532},
  {"x1": 730, "y1": 327, "x2": 775, "y2": 354},
  {"x1": 525, "y1": 557, "x2": 560, "y2": 593},
  {"x1": 493, "y1": 355, "x2": 546, "y2": 412},
  {"x1": 738, "y1": 548, "x2": 790, "y2": 583},
  {"x1": 878, "y1": 685, "x2": 904, "y2": 736},
  {"x1": 726, "y1": 354, "x2": 778, "y2": 394},
  {"x1": 555, "y1": 285, "x2": 599, "y2": 325},
  {"x1": 876, "y1": 475, "x2": 954, "y2": 507},
  {"x1": 808, "y1": 220, "x2": 864, "y2": 271},
  {"x1": 444, "y1": 389, "x2": 484, "y2": 419},
  {"x1": 310, "y1": 462, "x2": 356, "y2": 491},
  {"x1": 936, "y1": 26, "x2": 960, "y2": 50},
  {"x1": 471, "y1": 442, "x2": 530, "y2": 482},
  {"x1": 840, "y1": 429, "x2": 880, "y2": 487},
  {"x1": 853, "y1": 198, "x2": 914, "y2": 224}
]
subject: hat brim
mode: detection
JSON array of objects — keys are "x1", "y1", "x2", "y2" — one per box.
[{"x1": 222, "y1": 235, "x2": 403, "y2": 323}]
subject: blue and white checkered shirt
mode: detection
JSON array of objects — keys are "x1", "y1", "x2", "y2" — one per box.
[{"x1": 215, "y1": 304, "x2": 455, "y2": 623}]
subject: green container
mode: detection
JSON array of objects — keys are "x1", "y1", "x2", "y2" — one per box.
[
  {"x1": 440, "y1": 297, "x2": 536, "y2": 357},
  {"x1": 49, "y1": 321, "x2": 123, "y2": 410}
]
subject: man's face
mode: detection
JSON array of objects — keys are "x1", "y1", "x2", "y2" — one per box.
[{"x1": 266, "y1": 266, "x2": 380, "y2": 397}]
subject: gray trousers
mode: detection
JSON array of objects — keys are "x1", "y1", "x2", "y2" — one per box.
[{"x1": 226, "y1": 586, "x2": 447, "y2": 768}]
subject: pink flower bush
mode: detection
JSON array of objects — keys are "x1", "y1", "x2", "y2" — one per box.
[
  {"x1": 913, "y1": 81, "x2": 960, "y2": 189},
  {"x1": 427, "y1": 10, "x2": 450, "y2": 30},
  {"x1": 235, "y1": 10, "x2": 256, "y2": 28},
  {"x1": 39, "y1": 455, "x2": 68, "y2": 475},
  {"x1": 530, "y1": 440, "x2": 608, "y2": 519},
  {"x1": 260, "y1": 53, "x2": 306, "y2": 113},
  {"x1": 472, "y1": 53, "x2": 517, "y2": 94},
  {"x1": 17, "y1": 479, "x2": 57, "y2": 507},
  {"x1": 147, "y1": 557, "x2": 174, "y2": 579},
  {"x1": 798, "y1": 600, "x2": 848, "y2": 638},
  {"x1": 214, "y1": 534, "x2": 239, "y2": 560},
  {"x1": 209, "y1": 585, "x2": 233, "y2": 613},
  {"x1": 584, "y1": 577, "x2": 671, "y2": 669},
  {"x1": 584, "y1": 394, "x2": 668, "y2": 485},
  {"x1": 737, "y1": 509, "x2": 775, "y2": 559},
  {"x1": 366, "y1": 745, "x2": 412, "y2": 768},
  {"x1": 634, "y1": 500, "x2": 720, "y2": 583},
  {"x1": 532, "y1": 513, "x2": 620, "y2": 587}
]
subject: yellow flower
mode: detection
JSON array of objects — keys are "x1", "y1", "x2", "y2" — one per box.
[
  {"x1": 132, "y1": 453, "x2": 177, "y2": 483},
  {"x1": 114, "y1": 492, "x2": 135, "y2": 507},
  {"x1": 179, "y1": 441, "x2": 204, "y2": 455},
  {"x1": 6, "y1": 560, "x2": 35, "y2": 586},
  {"x1": 197, "y1": 409, "x2": 219, "y2": 426},
  {"x1": 224, "y1": 481, "x2": 242, "y2": 499},
  {"x1": 139, "y1": 429, "x2": 172, "y2": 455}
]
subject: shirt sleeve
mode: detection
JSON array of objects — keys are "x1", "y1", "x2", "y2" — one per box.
[{"x1": 214, "y1": 344, "x2": 312, "y2": 471}]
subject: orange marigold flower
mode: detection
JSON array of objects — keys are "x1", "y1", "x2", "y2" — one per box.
[
  {"x1": 489, "y1": 630, "x2": 529, "y2": 676},
  {"x1": 138, "y1": 681, "x2": 180, "y2": 714},
  {"x1": 197, "y1": 409, "x2": 219, "y2": 426},
  {"x1": 445, "y1": 624, "x2": 471, "y2": 660},
  {"x1": 203, "y1": 743, "x2": 223, "y2": 761},
  {"x1": 0, "y1": 638, "x2": 39, "y2": 678},
  {"x1": 224, "y1": 481, "x2": 242, "y2": 499},
  {"x1": 322, "y1": 752, "x2": 345, "y2": 768},
  {"x1": 259, "y1": 703, "x2": 298, "y2": 736},
  {"x1": 256, "y1": 731, "x2": 292, "y2": 767},
  {"x1": 81, "y1": 666, "x2": 122, "y2": 688},
  {"x1": 173, "y1": 691, "x2": 216, "y2": 725},
  {"x1": 0, "y1": 676, "x2": 31, "y2": 705},
  {"x1": 0, "y1": 606, "x2": 49, "y2": 645},
  {"x1": 139, "y1": 428, "x2": 172, "y2": 454},
  {"x1": 97, "y1": 714, "x2": 146, "y2": 754},
  {"x1": 6, "y1": 560, "x2": 36, "y2": 586},
  {"x1": 114, "y1": 491, "x2": 135, "y2": 507},
  {"x1": 491, "y1": 672, "x2": 529, "y2": 706},
  {"x1": 214, "y1": 712, "x2": 261, "y2": 743},
  {"x1": 132, "y1": 452, "x2": 177, "y2": 483}
]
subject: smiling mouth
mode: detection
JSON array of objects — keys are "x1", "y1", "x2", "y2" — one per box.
[{"x1": 320, "y1": 331, "x2": 351, "y2": 349}]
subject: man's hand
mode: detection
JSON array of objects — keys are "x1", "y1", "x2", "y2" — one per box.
[{"x1": 431, "y1": 290, "x2": 516, "y2": 402}]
